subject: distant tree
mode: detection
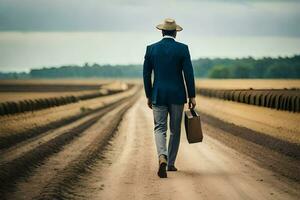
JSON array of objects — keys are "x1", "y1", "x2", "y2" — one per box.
[
  {"x1": 208, "y1": 65, "x2": 230, "y2": 78},
  {"x1": 1, "y1": 55, "x2": 300, "y2": 79},
  {"x1": 230, "y1": 65, "x2": 251, "y2": 78}
]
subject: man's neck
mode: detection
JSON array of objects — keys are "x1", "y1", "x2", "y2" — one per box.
[{"x1": 163, "y1": 35, "x2": 175, "y2": 40}]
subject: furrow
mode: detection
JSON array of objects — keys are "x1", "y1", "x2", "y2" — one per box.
[
  {"x1": 0, "y1": 85, "x2": 138, "y2": 150},
  {"x1": 0, "y1": 92, "x2": 138, "y2": 198},
  {"x1": 35, "y1": 93, "x2": 138, "y2": 200}
]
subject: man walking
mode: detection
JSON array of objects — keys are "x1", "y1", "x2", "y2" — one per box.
[{"x1": 143, "y1": 18, "x2": 196, "y2": 178}]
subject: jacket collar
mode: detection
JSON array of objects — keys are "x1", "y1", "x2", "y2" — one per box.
[{"x1": 162, "y1": 35, "x2": 175, "y2": 40}]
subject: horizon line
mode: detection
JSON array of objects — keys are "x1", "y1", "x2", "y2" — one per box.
[{"x1": 0, "y1": 54, "x2": 299, "y2": 74}]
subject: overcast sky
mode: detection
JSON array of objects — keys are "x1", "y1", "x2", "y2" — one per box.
[{"x1": 0, "y1": 0, "x2": 300, "y2": 72}]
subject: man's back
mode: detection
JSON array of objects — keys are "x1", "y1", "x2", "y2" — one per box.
[
  {"x1": 143, "y1": 37, "x2": 195, "y2": 105},
  {"x1": 144, "y1": 18, "x2": 196, "y2": 178}
]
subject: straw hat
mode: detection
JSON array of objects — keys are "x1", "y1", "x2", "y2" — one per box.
[{"x1": 156, "y1": 18, "x2": 183, "y2": 32}]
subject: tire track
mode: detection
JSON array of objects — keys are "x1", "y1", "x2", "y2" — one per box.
[
  {"x1": 0, "y1": 85, "x2": 138, "y2": 150},
  {"x1": 36, "y1": 94, "x2": 138, "y2": 200},
  {"x1": 199, "y1": 116, "x2": 300, "y2": 182},
  {"x1": 0, "y1": 91, "x2": 140, "y2": 199},
  {"x1": 61, "y1": 98, "x2": 300, "y2": 200},
  {"x1": 198, "y1": 112, "x2": 300, "y2": 160},
  {"x1": 65, "y1": 97, "x2": 160, "y2": 200},
  {"x1": 0, "y1": 90, "x2": 137, "y2": 163}
]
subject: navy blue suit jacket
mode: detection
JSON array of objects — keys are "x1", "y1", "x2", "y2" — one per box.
[{"x1": 143, "y1": 37, "x2": 196, "y2": 105}]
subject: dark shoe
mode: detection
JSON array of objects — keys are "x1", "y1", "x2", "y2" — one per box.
[
  {"x1": 167, "y1": 165, "x2": 178, "y2": 171},
  {"x1": 157, "y1": 155, "x2": 167, "y2": 178}
]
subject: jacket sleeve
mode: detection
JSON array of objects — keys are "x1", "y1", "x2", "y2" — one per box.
[
  {"x1": 182, "y1": 45, "x2": 196, "y2": 98},
  {"x1": 143, "y1": 46, "x2": 153, "y2": 99}
]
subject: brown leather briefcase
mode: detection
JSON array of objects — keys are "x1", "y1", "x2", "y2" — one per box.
[{"x1": 184, "y1": 109, "x2": 203, "y2": 143}]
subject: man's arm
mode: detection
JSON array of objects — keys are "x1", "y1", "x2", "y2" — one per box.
[
  {"x1": 143, "y1": 46, "x2": 153, "y2": 109},
  {"x1": 182, "y1": 45, "x2": 196, "y2": 109}
]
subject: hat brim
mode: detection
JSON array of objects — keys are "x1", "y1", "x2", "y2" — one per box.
[{"x1": 156, "y1": 24, "x2": 183, "y2": 32}]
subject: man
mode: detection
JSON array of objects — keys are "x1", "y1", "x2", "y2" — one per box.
[{"x1": 143, "y1": 18, "x2": 196, "y2": 178}]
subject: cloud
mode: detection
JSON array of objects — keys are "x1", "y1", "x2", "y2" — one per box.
[{"x1": 0, "y1": 0, "x2": 299, "y2": 37}]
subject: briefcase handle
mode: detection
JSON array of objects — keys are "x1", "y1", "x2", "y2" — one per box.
[{"x1": 189, "y1": 108, "x2": 198, "y2": 117}]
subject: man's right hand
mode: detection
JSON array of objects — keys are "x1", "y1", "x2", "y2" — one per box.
[{"x1": 188, "y1": 98, "x2": 196, "y2": 109}]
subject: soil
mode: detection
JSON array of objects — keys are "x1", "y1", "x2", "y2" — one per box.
[
  {"x1": 196, "y1": 79, "x2": 300, "y2": 89},
  {"x1": 66, "y1": 97, "x2": 300, "y2": 200},
  {"x1": 1, "y1": 95, "x2": 299, "y2": 200},
  {"x1": 195, "y1": 95, "x2": 300, "y2": 144}
]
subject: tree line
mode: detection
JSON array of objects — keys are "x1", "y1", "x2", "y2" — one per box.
[
  {"x1": 0, "y1": 55, "x2": 299, "y2": 79},
  {"x1": 193, "y1": 55, "x2": 300, "y2": 78}
]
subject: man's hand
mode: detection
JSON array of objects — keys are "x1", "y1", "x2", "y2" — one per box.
[
  {"x1": 188, "y1": 98, "x2": 196, "y2": 109},
  {"x1": 147, "y1": 98, "x2": 152, "y2": 109}
]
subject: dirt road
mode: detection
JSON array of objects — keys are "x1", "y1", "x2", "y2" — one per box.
[
  {"x1": 69, "y1": 97, "x2": 299, "y2": 200},
  {"x1": 2, "y1": 96, "x2": 300, "y2": 199}
]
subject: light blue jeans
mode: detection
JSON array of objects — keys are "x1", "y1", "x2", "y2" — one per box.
[{"x1": 152, "y1": 104, "x2": 184, "y2": 166}]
